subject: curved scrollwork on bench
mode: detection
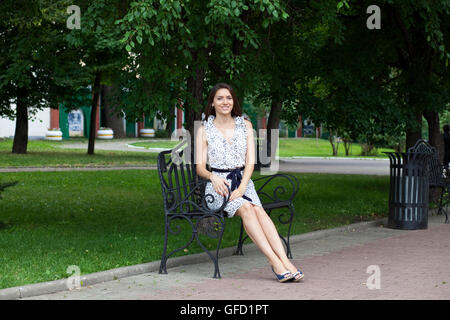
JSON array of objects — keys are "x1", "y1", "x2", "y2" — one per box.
[
  {"x1": 160, "y1": 212, "x2": 227, "y2": 278},
  {"x1": 254, "y1": 173, "x2": 299, "y2": 204},
  {"x1": 163, "y1": 179, "x2": 230, "y2": 215}
]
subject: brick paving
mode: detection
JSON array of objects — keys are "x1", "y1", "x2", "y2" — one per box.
[{"x1": 23, "y1": 214, "x2": 450, "y2": 300}]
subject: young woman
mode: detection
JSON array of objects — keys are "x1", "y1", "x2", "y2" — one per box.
[{"x1": 195, "y1": 83, "x2": 304, "y2": 282}]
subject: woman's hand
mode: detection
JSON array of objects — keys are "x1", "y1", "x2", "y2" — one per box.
[
  {"x1": 209, "y1": 173, "x2": 230, "y2": 198},
  {"x1": 228, "y1": 186, "x2": 246, "y2": 202}
]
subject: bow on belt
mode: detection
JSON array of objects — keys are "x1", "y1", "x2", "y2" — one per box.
[{"x1": 211, "y1": 167, "x2": 252, "y2": 202}]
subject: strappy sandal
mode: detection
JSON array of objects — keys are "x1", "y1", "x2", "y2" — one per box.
[
  {"x1": 271, "y1": 267, "x2": 293, "y2": 283},
  {"x1": 291, "y1": 269, "x2": 305, "y2": 282}
]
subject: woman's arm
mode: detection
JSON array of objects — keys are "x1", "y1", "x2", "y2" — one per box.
[{"x1": 195, "y1": 125, "x2": 211, "y2": 180}]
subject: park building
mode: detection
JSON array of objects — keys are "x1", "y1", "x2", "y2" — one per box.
[
  {"x1": 0, "y1": 98, "x2": 320, "y2": 140},
  {"x1": 0, "y1": 103, "x2": 167, "y2": 140}
]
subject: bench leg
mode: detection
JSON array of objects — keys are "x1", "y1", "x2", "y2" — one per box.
[
  {"x1": 159, "y1": 214, "x2": 225, "y2": 278},
  {"x1": 279, "y1": 234, "x2": 292, "y2": 259},
  {"x1": 268, "y1": 207, "x2": 295, "y2": 259},
  {"x1": 234, "y1": 221, "x2": 246, "y2": 255},
  {"x1": 437, "y1": 187, "x2": 445, "y2": 216},
  {"x1": 436, "y1": 187, "x2": 449, "y2": 224},
  {"x1": 159, "y1": 215, "x2": 196, "y2": 275},
  {"x1": 285, "y1": 204, "x2": 295, "y2": 259},
  {"x1": 443, "y1": 188, "x2": 449, "y2": 224},
  {"x1": 159, "y1": 216, "x2": 169, "y2": 274},
  {"x1": 195, "y1": 215, "x2": 226, "y2": 279}
]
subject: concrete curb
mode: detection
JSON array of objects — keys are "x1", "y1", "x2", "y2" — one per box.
[
  {"x1": 279, "y1": 156, "x2": 389, "y2": 161},
  {"x1": 126, "y1": 144, "x2": 170, "y2": 152},
  {"x1": 0, "y1": 217, "x2": 387, "y2": 300}
]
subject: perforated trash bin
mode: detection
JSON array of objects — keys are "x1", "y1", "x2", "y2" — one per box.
[{"x1": 384, "y1": 152, "x2": 430, "y2": 230}]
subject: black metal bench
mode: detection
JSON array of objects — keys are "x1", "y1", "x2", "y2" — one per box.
[
  {"x1": 157, "y1": 146, "x2": 299, "y2": 278},
  {"x1": 408, "y1": 139, "x2": 449, "y2": 223}
]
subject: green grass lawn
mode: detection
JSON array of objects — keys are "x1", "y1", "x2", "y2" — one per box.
[
  {"x1": 0, "y1": 170, "x2": 389, "y2": 289},
  {"x1": 0, "y1": 138, "x2": 157, "y2": 167},
  {"x1": 131, "y1": 138, "x2": 395, "y2": 158},
  {"x1": 278, "y1": 138, "x2": 394, "y2": 158},
  {"x1": 0, "y1": 137, "x2": 394, "y2": 168}
]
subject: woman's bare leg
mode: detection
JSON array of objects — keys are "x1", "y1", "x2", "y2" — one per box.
[
  {"x1": 235, "y1": 202, "x2": 288, "y2": 274},
  {"x1": 252, "y1": 205, "x2": 300, "y2": 274}
]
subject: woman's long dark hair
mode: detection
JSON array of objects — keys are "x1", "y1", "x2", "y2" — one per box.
[{"x1": 204, "y1": 83, "x2": 242, "y2": 120}]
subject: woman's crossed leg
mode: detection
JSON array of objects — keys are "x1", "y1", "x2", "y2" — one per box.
[{"x1": 235, "y1": 202, "x2": 300, "y2": 277}]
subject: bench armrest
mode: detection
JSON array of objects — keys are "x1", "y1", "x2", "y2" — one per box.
[{"x1": 253, "y1": 173, "x2": 299, "y2": 203}]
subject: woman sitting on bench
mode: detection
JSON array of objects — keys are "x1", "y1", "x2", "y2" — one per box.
[{"x1": 195, "y1": 83, "x2": 304, "y2": 283}]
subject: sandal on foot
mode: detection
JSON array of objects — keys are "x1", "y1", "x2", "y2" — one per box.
[
  {"x1": 271, "y1": 267, "x2": 293, "y2": 283},
  {"x1": 291, "y1": 269, "x2": 305, "y2": 282}
]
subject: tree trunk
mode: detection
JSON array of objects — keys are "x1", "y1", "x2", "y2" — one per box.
[
  {"x1": 164, "y1": 111, "x2": 175, "y2": 137},
  {"x1": 88, "y1": 72, "x2": 101, "y2": 155},
  {"x1": 423, "y1": 110, "x2": 444, "y2": 163},
  {"x1": 184, "y1": 66, "x2": 205, "y2": 163},
  {"x1": 101, "y1": 84, "x2": 126, "y2": 138},
  {"x1": 343, "y1": 138, "x2": 352, "y2": 156},
  {"x1": 405, "y1": 111, "x2": 422, "y2": 150},
  {"x1": 12, "y1": 88, "x2": 28, "y2": 154},
  {"x1": 328, "y1": 131, "x2": 339, "y2": 156},
  {"x1": 185, "y1": 67, "x2": 212, "y2": 235},
  {"x1": 424, "y1": 110, "x2": 444, "y2": 203}
]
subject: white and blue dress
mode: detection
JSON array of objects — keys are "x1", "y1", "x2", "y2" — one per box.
[{"x1": 203, "y1": 115, "x2": 262, "y2": 217}]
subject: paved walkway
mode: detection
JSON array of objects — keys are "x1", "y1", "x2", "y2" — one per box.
[
  {"x1": 279, "y1": 157, "x2": 389, "y2": 175},
  {"x1": 10, "y1": 213, "x2": 449, "y2": 300},
  {"x1": 60, "y1": 139, "x2": 163, "y2": 153}
]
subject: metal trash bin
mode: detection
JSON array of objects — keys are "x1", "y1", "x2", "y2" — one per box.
[{"x1": 384, "y1": 152, "x2": 430, "y2": 230}]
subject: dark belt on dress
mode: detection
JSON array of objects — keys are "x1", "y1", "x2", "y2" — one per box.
[{"x1": 210, "y1": 166, "x2": 252, "y2": 202}]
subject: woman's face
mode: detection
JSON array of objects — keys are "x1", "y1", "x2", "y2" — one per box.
[{"x1": 212, "y1": 88, "x2": 233, "y2": 116}]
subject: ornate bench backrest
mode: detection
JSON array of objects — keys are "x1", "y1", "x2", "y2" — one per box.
[
  {"x1": 407, "y1": 139, "x2": 443, "y2": 186},
  {"x1": 157, "y1": 148, "x2": 204, "y2": 214}
]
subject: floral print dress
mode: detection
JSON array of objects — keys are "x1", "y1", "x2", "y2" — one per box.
[{"x1": 203, "y1": 115, "x2": 262, "y2": 217}]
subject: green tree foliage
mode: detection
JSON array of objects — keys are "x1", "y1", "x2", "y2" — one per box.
[
  {"x1": 0, "y1": 0, "x2": 77, "y2": 153},
  {"x1": 0, "y1": 0, "x2": 128, "y2": 155},
  {"x1": 284, "y1": 0, "x2": 449, "y2": 155},
  {"x1": 116, "y1": 0, "x2": 288, "y2": 157},
  {"x1": 64, "y1": 0, "x2": 129, "y2": 155}
]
